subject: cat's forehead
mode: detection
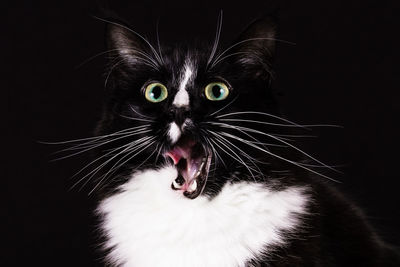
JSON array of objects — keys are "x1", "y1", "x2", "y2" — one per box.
[
  {"x1": 167, "y1": 46, "x2": 204, "y2": 64},
  {"x1": 163, "y1": 46, "x2": 203, "y2": 75},
  {"x1": 166, "y1": 48, "x2": 200, "y2": 107}
]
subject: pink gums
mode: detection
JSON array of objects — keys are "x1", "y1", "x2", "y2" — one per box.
[{"x1": 165, "y1": 140, "x2": 202, "y2": 187}]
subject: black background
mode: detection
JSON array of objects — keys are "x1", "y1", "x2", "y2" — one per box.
[{"x1": 4, "y1": 0, "x2": 400, "y2": 265}]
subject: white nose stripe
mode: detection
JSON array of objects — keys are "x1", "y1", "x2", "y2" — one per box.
[
  {"x1": 172, "y1": 88, "x2": 189, "y2": 107},
  {"x1": 173, "y1": 64, "x2": 193, "y2": 107}
]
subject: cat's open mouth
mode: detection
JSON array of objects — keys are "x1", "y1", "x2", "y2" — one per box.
[{"x1": 165, "y1": 136, "x2": 212, "y2": 199}]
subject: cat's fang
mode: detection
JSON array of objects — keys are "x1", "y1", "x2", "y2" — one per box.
[
  {"x1": 172, "y1": 180, "x2": 183, "y2": 189},
  {"x1": 188, "y1": 180, "x2": 197, "y2": 192},
  {"x1": 171, "y1": 175, "x2": 185, "y2": 190}
]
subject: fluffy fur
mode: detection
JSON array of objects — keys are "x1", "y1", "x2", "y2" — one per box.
[{"x1": 98, "y1": 166, "x2": 309, "y2": 267}]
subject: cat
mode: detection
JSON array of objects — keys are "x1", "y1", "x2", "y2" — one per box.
[{"x1": 75, "y1": 15, "x2": 400, "y2": 266}]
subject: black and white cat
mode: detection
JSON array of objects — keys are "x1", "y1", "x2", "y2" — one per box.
[{"x1": 82, "y1": 16, "x2": 399, "y2": 266}]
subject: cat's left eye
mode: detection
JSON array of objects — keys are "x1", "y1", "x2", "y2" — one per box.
[
  {"x1": 144, "y1": 82, "x2": 168, "y2": 103},
  {"x1": 205, "y1": 82, "x2": 229, "y2": 101}
]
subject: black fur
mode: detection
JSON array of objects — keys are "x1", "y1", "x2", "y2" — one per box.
[{"x1": 87, "y1": 16, "x2": 400, "y2": 266}]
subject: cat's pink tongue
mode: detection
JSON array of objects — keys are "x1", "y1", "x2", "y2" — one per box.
[
  {"x1": 165, "y1": 141, "x2": 201, "y2": 191},
  {"x1": 165, "y1": 139, "x2": 196, "y2": 165},
  {"x1": 165, "y1": 148, "x2": 187, "y2": 165}
]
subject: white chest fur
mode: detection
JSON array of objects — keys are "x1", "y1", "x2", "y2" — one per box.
[{"x1": 98, "y1": 166, "x2": 308, "y2": 267}]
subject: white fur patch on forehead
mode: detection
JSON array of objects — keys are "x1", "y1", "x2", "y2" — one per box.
[{"x1": 173, "y1": 60, "x2": 196, "y2": 107}]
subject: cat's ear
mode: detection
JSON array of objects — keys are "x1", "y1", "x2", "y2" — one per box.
[
  {"x1": 106, "y1": 20, "x2": 157, "y2": 67},
  {"x1": 229, "y1": 16, "x2": 277, "y2": 78}
]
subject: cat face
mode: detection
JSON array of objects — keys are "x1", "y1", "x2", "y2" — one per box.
[{"x1": 95, "y1": 17, "x2": 283, "y2": 198}]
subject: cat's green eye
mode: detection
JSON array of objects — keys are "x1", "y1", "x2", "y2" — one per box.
[
  {"x1": 205, "y1": 82, "x2": 229, "y2": 101},
  {"x1": 144, "y1": 82, "x2": 168, "y2": 103}
]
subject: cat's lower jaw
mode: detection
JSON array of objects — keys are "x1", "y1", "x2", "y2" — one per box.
[{"x1": 97, "y1": 165, "x2": 309, "y2": 267}]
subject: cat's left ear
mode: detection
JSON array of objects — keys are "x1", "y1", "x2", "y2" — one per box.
[
  {"x1": 229, "y1": 16, "x2": 277, "y2": 78},
  {"x1": 105, "y1": 19, "x2": 156, "y2": 67}
]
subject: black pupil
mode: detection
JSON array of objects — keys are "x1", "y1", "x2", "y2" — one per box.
[
  {"x1": 152, "y1": 86, "x2": 162, "y2": 99},
  {"x1": 212, "y1": 85, "x2": 222, "y2": 98}
]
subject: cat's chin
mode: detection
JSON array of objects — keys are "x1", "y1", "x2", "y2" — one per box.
[{"x1": 165, "y1": 135, "x2": 212, "y2": 199}]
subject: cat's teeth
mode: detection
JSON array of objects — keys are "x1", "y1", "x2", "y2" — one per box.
[
  {"x1": 188, "y1": 180, "x2": 197, "y2": 192},
  {"x1": 172, "y1": 179, "x2": 183, "y2": 189}
]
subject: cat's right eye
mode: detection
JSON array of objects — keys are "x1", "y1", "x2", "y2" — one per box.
[
  {"x1": 144, "y1": 82, "x2": 168, "y2": 103},
  {"x1": 205, "y1": 82, "x2": 229, "y2": 101}
]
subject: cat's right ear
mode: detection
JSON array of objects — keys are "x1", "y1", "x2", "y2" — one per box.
[
  {"x1": 225, "y1": 16, "x2": 278, "y2": 79},
  {"x1": 105, "y1": 20, "x2": 156, "y2": 66}
]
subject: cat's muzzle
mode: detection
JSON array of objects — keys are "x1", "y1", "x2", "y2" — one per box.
[{"x1": 165, "y1": 136, "x2": 212, "y2": 199}]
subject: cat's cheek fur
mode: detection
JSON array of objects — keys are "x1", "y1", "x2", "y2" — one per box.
[{"x1": 98, "y1": 166, "x2": 309, "y2": 267}]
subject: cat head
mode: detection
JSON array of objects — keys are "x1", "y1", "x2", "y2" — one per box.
[{"x1": 95, "y1": 16, "x2": 289, "y2": 198}]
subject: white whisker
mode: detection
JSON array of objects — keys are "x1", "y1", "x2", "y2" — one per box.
[
  {"x1": 56, "y1": 126, "x2": 151, "y2": 153},
  {"x1": 42, "y1": 124, "x2": 150, "y2": 145},
  {"x1": 211, "y1": 37, "x2": 295, "y2": 70},
  {"x1": 89, "y1": 138, "x2": 157, "y2": 195},
  {"x1": 210, "y1": 130, "x2": 266, "y2": 178},
  {"x1": 72, "y1": 136, "x2": 153, "y2": 190},
  {"x1": 69, "y1": 141, "x2": 141, "y2": 190},
  {"x1": 219, "y1": 132, "x2": 340, "y2": 182},
  {"x1": 217, "y1": 111, "x2": 342, "y2": 129},
  {"x1": 200, "y1": 130, "x2": 227, "y2": 169},
  {"x1": 211, "y1": 51, "x2": 253, "y2": 68},
  {"x1": 218, "y1": 125, "x2": 340, "y2": 173},
  {"x1": 104, "y1": 58, "x2": 126, "y2": 88},
  {"x1": 129, "y1": 105, "x2": 155, "y2": 119},
  {"x1": 51, "y1": 129, "x2": 151, "y2": 161},
  {"x1": 210, "y1": 135, "x2": 257, "y2": 180},
  {"x1": 208, "y1": 95, "x2": 239, "y2": 117},
  {"x1": 219, "y1": 118, "x2": 313, "y2": 129},
  {"x1": 78, "y1": 138, "x2": 154, "y2": 191},
  {"x1": 120, "y1": 114, "x2": 155, "y2": 123},
  {"x1": 155, "y1": 20, "x2": 165, "y2": 64},
  {"x1": 205, "y1": 121, "x2": 288, "y2": 147},
  {"x1": 103, "y1": 137, "x2": 156, "y2": 179},
  {"x1": 207, "y1": 10, "x2": 223, "y2": 67}
]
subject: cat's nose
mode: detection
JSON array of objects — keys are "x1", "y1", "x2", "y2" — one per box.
[{"x1": 169, "y1": 107, "x2": 190, "y2": 126}]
